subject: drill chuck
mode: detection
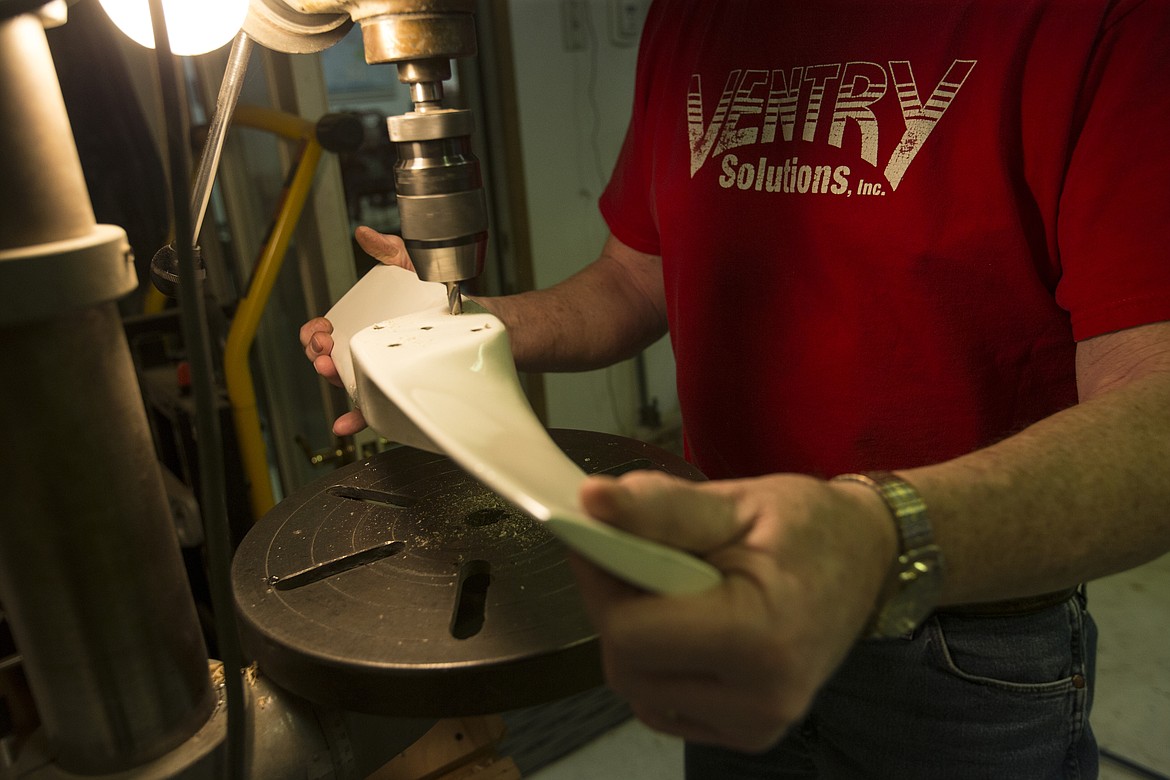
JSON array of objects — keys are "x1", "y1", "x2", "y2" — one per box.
[{"x1": 388, "y1": 108, "x2": 487, "y2": 286}]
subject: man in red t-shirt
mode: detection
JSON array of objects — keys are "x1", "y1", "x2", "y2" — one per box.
[{"x1": 305, "y1": 1, "x2": 1170, "y2": 775}]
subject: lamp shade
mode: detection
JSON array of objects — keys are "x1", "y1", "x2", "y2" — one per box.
[{"x1": 98, "y1": 0, "x2": 248, "y2": 56}]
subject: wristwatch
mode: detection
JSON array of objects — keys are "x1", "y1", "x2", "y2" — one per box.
[{"x1": 832, "y1": 471, "x2": 945, "y2": 638}]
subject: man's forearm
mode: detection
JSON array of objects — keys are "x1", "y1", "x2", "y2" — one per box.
[
  {"x1": 903, "y1": 365, "x2": 1170, "y2": 606},
  {"x1": 472, "y1": 235, "x2": 669, "y2": 374}
]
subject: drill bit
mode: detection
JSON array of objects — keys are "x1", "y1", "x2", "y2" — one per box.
[{"x1": 446, "y1": 281, "x2": 463, "y2": 315}]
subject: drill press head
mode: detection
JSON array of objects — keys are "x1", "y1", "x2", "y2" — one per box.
[
  {"x1": 243, "y1": 1, "x2": 488, "y2": 312},
  {"x1": 384, "y1": 63, "x2": 487, "y2": 310},
  {"x1": 359, "y1": 3, "x2": 488, "y2": 312}
]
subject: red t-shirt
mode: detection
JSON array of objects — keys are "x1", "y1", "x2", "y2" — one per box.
[{"x1": 600, "y1": 0, "x2": 1170, "y2": 480}]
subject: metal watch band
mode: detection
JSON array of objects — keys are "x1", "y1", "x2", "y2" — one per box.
[
  {"x1": 833, "y1": 471, "x2": 933, "y2": 554},
  {"x1": 831, "y1": 470, "x2": 944, "y2": 637}
]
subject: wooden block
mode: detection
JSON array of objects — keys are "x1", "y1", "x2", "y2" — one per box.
[
  {"x1": 369, "y1": 716, "x2": 510, "y2": 780},
  {"x1": 441, "y1": 756, "x2": 521, "y2": 780}
]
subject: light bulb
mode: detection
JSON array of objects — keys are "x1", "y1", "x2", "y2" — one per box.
[{"x1": 98, "y1": 0, "x2": 249, "y2": 56}]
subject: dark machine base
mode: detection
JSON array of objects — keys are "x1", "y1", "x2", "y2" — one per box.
[{"x1": 232, "y1": 429, "x2": 701, "y2": 717}]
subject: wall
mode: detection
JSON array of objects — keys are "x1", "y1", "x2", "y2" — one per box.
[{"x1": 505, "y1": 0, "x2": 678, "y2": 441}]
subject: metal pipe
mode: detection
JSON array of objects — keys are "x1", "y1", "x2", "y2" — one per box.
[
  {"x1": 0, "y1": 13, "x2": 215, "y2": 773},
  {"x1": 224, "y1": 135, "x2": 323, "y2": 520},
  {"x1": 188, "y1": 31, "x2": 253, "y2": 241},
  {"x1": 145, "y1": 3, "x2": 248, "y2": 776},
  {"x1": 0, "y1": 303, "x2": 217, "y2": 774},
  {"x1": 214, "y1": 107, "x2": 318, "y2": 522}
]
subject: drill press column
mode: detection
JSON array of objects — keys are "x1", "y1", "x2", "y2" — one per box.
[{"x1": 0, "y1": 11, "x2": 215, "y2": 773}]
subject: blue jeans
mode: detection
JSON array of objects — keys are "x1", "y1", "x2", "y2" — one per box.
[{"x1": 686, "y1": 592, "x2": 1097, "y2": 779}]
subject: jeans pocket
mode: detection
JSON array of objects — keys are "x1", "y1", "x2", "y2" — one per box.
[{"x1": 927, "y1": 598, "x2": 1086, "y2": 694}]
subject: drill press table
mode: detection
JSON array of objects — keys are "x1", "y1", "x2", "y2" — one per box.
[{"x1": 232, "y1": 429, "x2": 700, "y2": 716}]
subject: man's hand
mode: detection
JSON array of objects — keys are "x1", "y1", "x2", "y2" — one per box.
[
  {"x1": 571, "y1": 470, "x2": 895, "y2": 752},
  {"x1": 299, "y1": 316, "x2": 369, "y2": 436},
  {"x1": 352, "y1": 225, "x2": 416, "y2": 273},
  {"x1": 298, "y1": 227, "x2": 417, "y2": 436}
]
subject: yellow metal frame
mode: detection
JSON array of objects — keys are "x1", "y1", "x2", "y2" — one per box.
[{"x1": 222, "y1": 105, "x2": 322, "y2": 520}]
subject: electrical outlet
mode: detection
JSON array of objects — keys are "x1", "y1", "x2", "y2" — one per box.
[
  {"x1": 608, "y1": 0, "x2": 647, "y2": 47},
  {"x1": 561, "y1": 0, "x2": 588, "y2": 52}
]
